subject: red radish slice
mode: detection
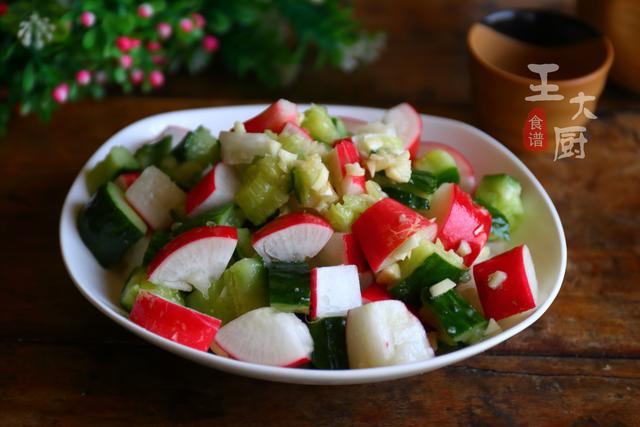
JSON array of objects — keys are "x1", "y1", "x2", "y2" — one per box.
[
  {"x1": 114, "y1": 171, "x2": 141, "y2": 191},
  {"x1": 427, "y1": 183, "x2": 492, "y2": 266},
  {"x1": 310, "y1": 265, "x2": 362, "y2": 319},
  {"x1": 352, "y1": 198, "x2": 437, "y2": 273},
  {"x1": 148, "y1": 226, "x2": 237, "y2": 293},
  {"x1": 281, "y1": 121, "x2": 313, "y2": 140},
  {"x1": 213, "y1": 307, "x2": 313, "y2": 367},
  {"x1": 361, "y1": 282, "x2": 391, "y2": 304},
  {"x1": 314, "y1": 232, "x2": 369, "y2": 273},
  {"x1": 252, "y1": 213, "x2": 333, "y2": 263},
  {"x1": 125, "y1": 166, "x2": 185, "y2": 230},
  {"x1": 416, "y1": 141, "x2": 477, "y2": 193},
  {"x1": 185, "y1": 162, "x2": 240, "y2": 217},
  {"x1": 327, "y1": 139, "x2": 366, "y2": 196},
  {"x1": 129, "y1": 291, "x2": 221, "y2": 352},
  {"x1": 473, "y1": 244, "x2": 538, "y2": 321},
  {"x1": 243, "y1": 99, "x2": 298, "y2": 133},
  {"x1": 383, "y1": 103, "x2": 423, "y2": 158},
  {"x1": 346, "y1": 300, "x2": 434, "y2": 368}
]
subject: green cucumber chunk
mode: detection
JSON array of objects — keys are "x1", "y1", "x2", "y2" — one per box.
[
  {"x1": 186, "y1": 258, "x2": 268, "y2": 324},
  {"x1": 414, "y1": 149, "x2": 460, "y2": 186},
  {"x1": 474, "y1": 174, "x2": 524, "y2": 230},
  {"x1": 86, "y1": 146, "x2": 140, "y2": 194},
  {"x1": 120, "y1": 267, "x2": 185, "y2": 312},
  {"x1": 323, "y1": 194, "x2": 372, "y2": 232},
  {"x1": 301, "y1": 104, "x2": 341, "y2": 144},
  {"x1": 268, "y1": 261, "x2": 311, "y2": 314},
  {"x1": 236, "y1": 228, "x2": 256, "y2": 258},
  {"x1": 134, "y1": 136, "x2": 172, "y2": 168},
  {"x1": 475, "y1": 201, "x2": 510, "y2": 241},
  {"x1": 235, "y1": 156, "x2": 292, "y2": 225},
  {"x1": 422, "y1": 287, "x2": 488, "y2": 346},
  {"x1": 292, "y1": 154, "x2": 337, "y2": 210},
  {"x1": 142, "y1": 230, "x2": 172, "y2": 266},
  {"x1": 174, "y1": 203, "x2": 246, "y2": 232},
  {"x1": 374, "y1": 170, "x2": 437, "y2": 210},
  {"x1": 390, "y1": 240, "x2": 466, "y2": 305},
  {"x1": 171, "y1": 126, "x2": 219, "y2": 163},
  {"x1": 331, "y1": 116, "x2": 349, "y2": 139},
  {"x1": 308, "y1": 317, "x2": 349, "y2": 370},
  {"x1": 77, "y1": 182, "x2": 147, "y2": 268}
]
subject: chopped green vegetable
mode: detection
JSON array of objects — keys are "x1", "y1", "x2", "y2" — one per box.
[
  {"x1": 413, "y1": 149, "x2": 460, "y2": 186},
  {"x1": 268, "y1": 261, "x2": 311, "y2": 314},
  {"x1": 120, "y1": 267, "x2": 184, "y2": 312},
  {"x1": 86, "y1": 146, "x2": 140, "y2": 194},
  {"x1": 374, "y1": 170, "x2": 437, "y2": 209},
  {"x1": 308, "y1": 317, "x2": 349, "y2": 370},
  {"x1": 77, "y1": 182, "x2": 147, "y2": 268},
  {"x1": 421, "y1": 286, "x2": 488, "y2": 346},
  {"x1": 474, "y1": 174, "x2": 524, "y2": 230},
  {"x1": 301, "y1": 104, "x2": 341, "y2": 144},
  {"x1": 134, "y1": 136, "x2": 172, "y2": 168},
  {"x1": 235, "y1": 156, "x2": 292, "y2": 225}
]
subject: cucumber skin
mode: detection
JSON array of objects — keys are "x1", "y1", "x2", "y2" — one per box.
[
  {"x1": 390, "y1": 252, "x2": 466, "y2": 306},
  {"x1": 374, "y1": 170, "x2": 437, "y2": 210},
  {"x1": 142, "y1": 230, "x2": 172, "y2": 266},
  {"x1": 414, "y1": 149, "x2": 460, "y2": 186},
  {"x1": 268, "y1": 262, "x2": 311, "y2": 314},
  {"x1": 171, "y1": 126, "x2": 219, "y2": 163},
  {"x1": 134, "y1": 136, "x2": 172, "y2": 168},
  {"x1": 308, "y1": 317, "x2": 349, "y2": 370},
  {"x1": 421, "y1": 288, "x2": 488, "y2": 346},
  {"x1": 86, "y1": 146, "x2": 141, "y2": 194},
  {"x1": 120, "y1": 267, "x2": 184, "y2": 312},
  {"x1": 78, "y1": 183, "x2": 146, "y2": 268},
  {"x1": 474, "y1": 198, "x2": 510, "y2": 241}
]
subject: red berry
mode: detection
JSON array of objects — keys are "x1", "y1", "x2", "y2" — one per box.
[
  {"x1": 137, "y1": 3, "x2": 153, "y2": 19},
  {"x1": 75, "y1": 70, "x2": 91, "y2": 86},
  {"x1": 116, "y1": 36, "x2": 132, "y2": 52},
  {"x1": 52, "y1": 83, "x2": 70, "y2": 104},
  {"x1": 130, "y1": 69, "x2": 144, "y2": 85},
  {"x1": 202, "y1": 35, "x2": 219, "y2": 52},
  {"x1": 157, "y1": 22, "x2": 172, "y2": 39},
  {"x1": 179, "y1": 18, "x2": 193, "y2": 33},
  {"x1": 191, "y1": 13, "x2": 206, "y2": 28},
  {"x1": 149, "y1": 70, "x2": 165, "y2": 88},
  {"x1": 146, "y1": 41, "x2": 161, "y2": 52},
  {"x1": 79, "y1": 11, "x2": 95, "y2": 27}
]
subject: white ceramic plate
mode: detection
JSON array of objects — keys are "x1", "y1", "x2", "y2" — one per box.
[{"x1": 60, "y1": 104, "x2": 566, "y2": 385}]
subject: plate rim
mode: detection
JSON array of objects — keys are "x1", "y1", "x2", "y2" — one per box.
[{"x1": 59, "y1": 104, "x2": 567, "y2": 385}]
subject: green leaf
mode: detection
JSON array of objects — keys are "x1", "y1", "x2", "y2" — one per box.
[
  {"x1": 23, "y1": 63, "x2": 35, "y2": 92},
  {"x1": 83, "y1": 30, "x2": 97, "y2": 49},
  {"x1": 209, "y1": 11, "x2": 231, "y2": 34},
  {"x1": 113, "y1": 68, "x2": 127, "y2": 83}
]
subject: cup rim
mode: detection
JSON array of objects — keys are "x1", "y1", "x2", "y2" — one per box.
[{"x1": 467, "y1": 8, "x2": 614, "y2": 86}]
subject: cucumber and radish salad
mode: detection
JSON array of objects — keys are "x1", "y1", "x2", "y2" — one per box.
[{"x1": 77, "y1": 99, "x2": 538, "y2": 369}]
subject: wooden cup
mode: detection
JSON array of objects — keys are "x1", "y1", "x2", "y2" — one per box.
[{"x1": 467, "y1": 10, "x2": 614, "y2": 153}]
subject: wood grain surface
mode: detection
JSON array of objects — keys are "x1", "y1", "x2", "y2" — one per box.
[{"x1": 1, "y1": 0, "x2": 639, "y2": 426}]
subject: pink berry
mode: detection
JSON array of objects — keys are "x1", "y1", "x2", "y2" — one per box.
[
  {"x1": 52, "y1": 83, "x2": 69, "y2": 104},
  {"x1": 80, "y1": 11, "x2": 95, "y2": 28},
  {"x1": 129, "y1": 38, "x2": 141, "y2": 49},
  {"x1": 116, "y1": 36, "x2": 132, "y2": 52},
  {"x1": 202, "y1": 35, "x2": 219, "y2": 53},
  {"x1": 149, "y1": 70, "x2": 165, "y2": 88},
  {"x1": 179, "y1": 18, "x2": 193, "y2": 33},
  {"x1": 130, "y1": 69, "x2": 144, "y2": 85},
  {"x1": 157, "y1": 22, "x2": 172, "y2": 39},
  {"x1": 137, "y1": 3, "x2": 153, "y2": 18},
  {"x1": 76, "y1": 70, "x2": 92, "y2": 86},
  {"x1": 191, "y1": 13, "x2": 206, "y2": 29},
  {"x1": 120, "y1": 55, "x2": 133, "y2": 69},
  {"x1": 146, "y1": 41, "x2": 161, "y2": 52}
]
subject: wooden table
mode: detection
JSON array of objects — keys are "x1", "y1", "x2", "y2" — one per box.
[{"x1": 1, "y1": 1, "x2": 639, "y2": 425}]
